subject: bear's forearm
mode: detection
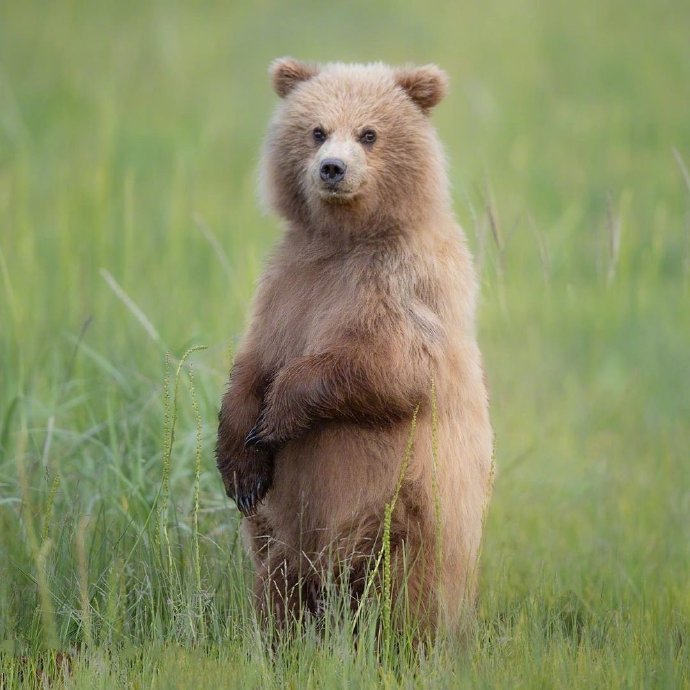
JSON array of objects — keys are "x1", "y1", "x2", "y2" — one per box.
[
  {"x1": 216, "y1": 353, "x2": 276, "y2": 515},
  {"x1": 216, "y1": 356, "x2": 266, "y2": 471},
  {"x1": 248, "y1": 348, "x2": 429, "y2": 447}
]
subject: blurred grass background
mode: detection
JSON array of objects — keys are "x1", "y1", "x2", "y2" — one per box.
[{"x1": 1, "y1": 0, "x2": 689, "y2": 687}]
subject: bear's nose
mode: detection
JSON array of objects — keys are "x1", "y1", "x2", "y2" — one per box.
[{"x1": 319, "y1": 158, "x2": 347, "y2": 184}]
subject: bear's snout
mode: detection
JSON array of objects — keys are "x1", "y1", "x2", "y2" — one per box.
[{"x1": 319, "y1": 158, "x2": 347, "y2": 185}]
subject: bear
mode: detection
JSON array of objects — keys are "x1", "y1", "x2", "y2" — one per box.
[{"x1": 216, "y1": 58, "x2": 493, "y2": 637}]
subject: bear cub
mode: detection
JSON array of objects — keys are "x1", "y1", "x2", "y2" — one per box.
[{"x1": 216, "y1": 58, "x2": 493, "y2": 635}]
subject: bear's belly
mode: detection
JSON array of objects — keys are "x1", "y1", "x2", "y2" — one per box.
[{"x1": 260, "y1": 420, "x2": 420, "y2": 557}]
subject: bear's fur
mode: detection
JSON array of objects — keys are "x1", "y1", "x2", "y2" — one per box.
[{"x1": 216, "y1": 58, "x2": 493, "y2": 636}]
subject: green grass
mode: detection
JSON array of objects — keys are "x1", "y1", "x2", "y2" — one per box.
[{"x1": 1, "y1": 0, "x2": 689, "y2": 686}]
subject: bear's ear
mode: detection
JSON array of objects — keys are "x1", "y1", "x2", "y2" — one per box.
[
  {"x1": 269, "y1": 57, "x2": 319, "y2": 98},
  {"x1": 394, "y1": 64, "x2": 449, "y2": 114}
]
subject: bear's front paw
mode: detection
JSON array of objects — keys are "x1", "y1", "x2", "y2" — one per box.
[
  {"x1": 244, "y1": 399, "x2": 308, "y2": 449},
  {"x1": 224, "y1": 450, "x2": 274, "y2": 517},
  {"x1": 244, "y1": 415, "x2": 291, "y2": 451},
  {"x1": 244, "y1": 421, "x2": 277, "y2": 452}
]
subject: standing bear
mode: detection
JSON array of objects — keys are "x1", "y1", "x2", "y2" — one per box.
[{"x1": 216, "y1": 58, "x2": 493, "y2": 636}]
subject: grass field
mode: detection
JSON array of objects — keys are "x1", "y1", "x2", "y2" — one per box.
[{"x1": 1, "y1": 0, "x2": 690, "y2": 687}]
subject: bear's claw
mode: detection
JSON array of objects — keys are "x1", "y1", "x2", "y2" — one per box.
[
  {"x1": 244, "y1": 424, "x2": 263, "y2": 448},
  {"x1": 245, "y1": 423, "x2": 279, "y2": 452},
  {"x1": 230, "y1": 457, "x2": 273, "y2": 517}
]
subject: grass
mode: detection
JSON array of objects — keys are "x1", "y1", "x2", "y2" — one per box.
[{"x1": 1, "y1": 0, "x2": 689, "y2": 686}]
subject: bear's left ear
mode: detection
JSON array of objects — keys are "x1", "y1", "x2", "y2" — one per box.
[
  {"x1": 269, "y1": 57, "x2": 319, "y2": 98},
  {"x1": 394, "y1": 64, "x2": 449, "y2": 114}
]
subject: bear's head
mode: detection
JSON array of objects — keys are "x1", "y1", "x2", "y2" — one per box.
[{"x1": 261, "y1": 59, "x2": 449, "y2": 236}]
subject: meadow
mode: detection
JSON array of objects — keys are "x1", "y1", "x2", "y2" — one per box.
[{"x1": 1, "y1": 0, "x2": 689, "y2": 687}]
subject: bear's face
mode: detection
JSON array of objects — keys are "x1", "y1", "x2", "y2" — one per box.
[{"x1": 262, "y1": 59, "x2": 449, "y2": 232}]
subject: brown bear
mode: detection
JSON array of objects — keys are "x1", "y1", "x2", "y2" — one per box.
[{"x1": 216, "y1": 58, "x2": 493, "y2": 636}]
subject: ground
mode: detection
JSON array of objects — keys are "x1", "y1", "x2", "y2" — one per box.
[{"x1": 0, "y1": 0, "x2": 689, "y2": 687}]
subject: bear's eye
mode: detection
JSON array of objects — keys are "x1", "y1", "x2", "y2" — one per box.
[
  {"x1": 313, "y1": 127, "x2": 327, "y2": 144},
  {"x1": 360, "y1": 129, "x2": 377, "y2": 145}
]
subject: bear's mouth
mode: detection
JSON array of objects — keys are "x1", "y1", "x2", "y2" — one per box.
[
  {"x1": 323, "y1": 189, "x2": 354, "y2": 201},
  {"x1": 317, "y1": 184, "x2": 360, "y2": 204}
]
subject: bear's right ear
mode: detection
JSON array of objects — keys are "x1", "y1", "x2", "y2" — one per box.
[
  {"x1": 269, "y1": 57, "x2": 319, "y2": 98},
  {"x1": 394, "y1": 64, "x2": 449, "y2": 114}
]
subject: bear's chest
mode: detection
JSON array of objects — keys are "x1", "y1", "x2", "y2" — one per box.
[{"x1": 259, "y1": 259, "x2": 357, "y2": 368}]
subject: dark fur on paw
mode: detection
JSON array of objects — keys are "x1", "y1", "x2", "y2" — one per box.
[
  {"x1": 225, "y1": 450, "x2": 274, "y2": 517},
  {"x1": 245, "y1": 420, "x2": 280, "y2": 452}
]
